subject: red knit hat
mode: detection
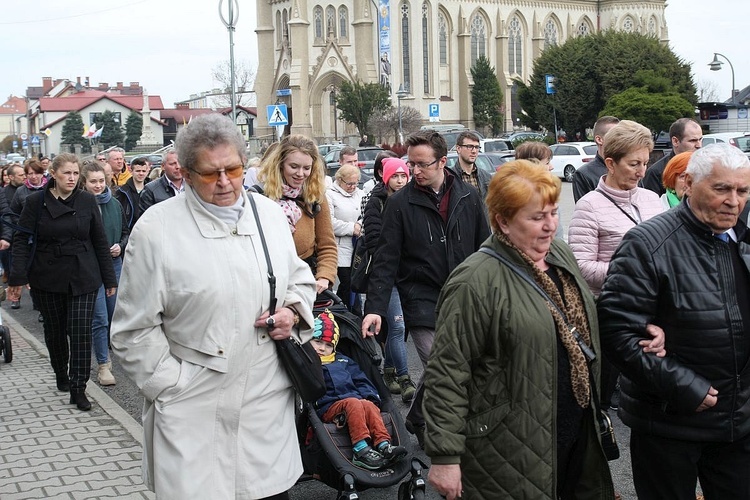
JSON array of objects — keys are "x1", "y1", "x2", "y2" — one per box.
[{"x1": 382, "y1": 157, "x2": 410, "y2": 186}]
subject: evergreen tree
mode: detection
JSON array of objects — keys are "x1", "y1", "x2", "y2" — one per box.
[
  {"x1": 518, "y1": 31, "x2": 697, "y2": 138},
  {"x1": 124, "y1": 110, "x2": 143, "y2": 151},
  {"x1": 336, "y1": 80, "x2": 391, "y2": 138},
  {"x1": 97, "y1": 110, "x2": 125, "y2": 149},
  {"x1": 60, "y1": 111, "x2": 87, "y2": 152},
  {"x1": 471, "y1": 56, "x2": 504, "y2": 137}
]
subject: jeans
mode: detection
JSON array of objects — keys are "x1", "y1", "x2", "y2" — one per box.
[
  {"x1": 92, "y1": 256, "x2": 122, "y2": 364},
  {"x1": 383, "y1": 287, "x2": 408, "y2": 377}
]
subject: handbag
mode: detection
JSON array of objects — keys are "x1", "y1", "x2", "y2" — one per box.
[
  {"x1": 478, "y1": 247, "x2": 620, "y2": 461},
  {"x1": 350, "y1": 197, "x2": 383, "y2": 293},
  {"x1": 349, "y1": 236, "x2": 371, "y2": 293},
  {"x1": 248, "y1": 193, "x2": 326, "y2": 403}
]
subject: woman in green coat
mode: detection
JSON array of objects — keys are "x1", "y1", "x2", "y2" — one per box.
[{"x1": 423, "y1": 160, "x2": 663, "y2": 499}]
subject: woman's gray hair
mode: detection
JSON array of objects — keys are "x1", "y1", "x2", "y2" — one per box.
[
  {"x1": 175, "y1": 113, "x2": 246, "y2": 170},
  {"x1": 686, "y1": 143, "x2": 750, "y2": 184}
]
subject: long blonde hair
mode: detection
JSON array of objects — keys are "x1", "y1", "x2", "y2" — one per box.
[{"x1": 258, "y1": 134, "x2": 327, "y2": 203}]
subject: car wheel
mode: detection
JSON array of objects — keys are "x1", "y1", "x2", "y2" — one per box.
[{"x1": 563, "y1": 165, "x2": 576, "y2": 182}]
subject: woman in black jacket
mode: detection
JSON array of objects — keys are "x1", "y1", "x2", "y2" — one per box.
[
  {"x1": 362, "y1": 156, "x2": 415, "y2": 402},
  {"x1": 7, "y1": 153, "x2": 117, "y2": 411}
]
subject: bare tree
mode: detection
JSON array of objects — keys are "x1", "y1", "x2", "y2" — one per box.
[
  {"x1": 696, "y1": 78, "x2": 720, "y2": 103},
  {"x1": 212, "y1": 60, "x2": 256, "y2": 107},
  {"x1": 370, "y1": 106, "x2": 424, "y2": 144}
]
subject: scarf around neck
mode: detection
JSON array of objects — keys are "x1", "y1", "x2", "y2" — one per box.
[
  {"x1": 25, "y1": 176, "x2": 48, "y2": 190},
  {"x1": 95, "y1": 187, "x2": 112, "y2": 205},
  {"x1": 278, "y1": 184, "x2": 303, "y2": 233},
  {"x1": 496, "y1": 233, "x2": 592, "y2": 408}
]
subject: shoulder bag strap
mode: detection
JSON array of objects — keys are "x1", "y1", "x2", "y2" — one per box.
[
  {"x1": 247, "y1": 193, "x2": 277, "y2": 315},
  {"x1": 595, "y1": 189, "x2": 639, "y2": 226},
  {"x1": 478, "y1": 245, "x2": 604, "y2": 405}
]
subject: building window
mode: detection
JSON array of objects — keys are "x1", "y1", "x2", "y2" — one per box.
[
  {"x1": 470, "y1": 13, "x2": 486, "y2": 66},
  {"x1": 326, "y1": 5, "x2": 336, "y2": 39},
  {"x1": 578, "y1": 20, "x2": 590, "y2": 36},
  {"x1": 401, "y1": 3, "x2": 411, "y2": 92},
  {"x1": 276, "y1": 11, "x2": 282, "y2": 45},
  {"x1": 422, "y1": 2, "x2": 430, "y2": 94},
  {"x1": 438, "y1": 12, "x2": 448, "y2": 65},
  {"x1": 623, "y1": 16, "x2": 634, "y2": 33},
  {"x1": 544, "y1": 19, "x2": 558, "y2": 49},
  {"x1": 508, "y1": 16, "x2": 522, "y2": 76},
  {"x1": 339, "y1": 6, "x2": 348, "y2": 41},
  {"x1": 282, "y1": 9, "x2": 289, "y2": 42},
  {"x1": 313, "y1": 6, "x2": 323, "y2": 42}
]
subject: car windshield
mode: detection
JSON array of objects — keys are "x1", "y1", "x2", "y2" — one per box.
[
  {"x1": 484, "y1": 141, "x2": 509, "y2": 152},
  {"x1": 583, "y1": 145, "x2": 598, "y2": 155},
  {"x1": 358, "y1": 149, "x2": 382, "y2": 161}
]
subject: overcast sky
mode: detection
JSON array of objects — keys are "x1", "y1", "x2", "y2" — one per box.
[{"x1": 0, "y1": 0, "x2": 746, "y2": 108}]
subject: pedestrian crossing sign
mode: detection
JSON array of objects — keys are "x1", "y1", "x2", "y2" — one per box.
[{"x1": 267, "y1": 104, "x2": 289, "y2": 126}]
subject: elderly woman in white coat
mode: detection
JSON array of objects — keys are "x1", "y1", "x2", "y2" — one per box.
[
  {"x1": 111, "y1": 114, "x2": 316, "y2": 500},
  {"x1": 326, "y1": 164, "x2": 363, "y2": 310}
]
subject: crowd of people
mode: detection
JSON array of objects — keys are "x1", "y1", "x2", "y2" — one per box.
[{"x1": 4, "y1": 112, "x2": 750, "y2": 500}]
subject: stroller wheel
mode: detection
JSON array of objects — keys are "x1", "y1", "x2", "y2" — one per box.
[{"x1": 1, "y1": 325, "x2": 11, "y2": 363}]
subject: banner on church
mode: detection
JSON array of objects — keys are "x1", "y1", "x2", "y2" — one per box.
[{"x1": 378, "y1": 2, "x2": 392, "y2": 95}]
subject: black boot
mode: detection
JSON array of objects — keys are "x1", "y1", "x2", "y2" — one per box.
[
  {"x1": 56, "y1": 373, "x2": 70, "y2": 392},
  {"x1": 70, "y1": 390, "x2": 91, "y2": 411}
]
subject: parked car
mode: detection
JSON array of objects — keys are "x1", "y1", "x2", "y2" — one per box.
[
  {"x1": 130, "y1": 154, "x2": 164, "y2": 168},
  {"x1": 480, "y1": 138, "x2": 511, "y2": 153},
  {"x1": 499, "y1": 131, "x2": 546, "y2": 149},
  {"x1": 549, "y1": 142, "x2": 597, "y2": 182},
  {"x1": 445, "y1": 152, "x2": 497, "y2": 177},
  {"x1": 485, "y1": 152, "x2": 516, "y2": 169},
  {"x1": 317, "y1": 143, "x2": 343, "y2": 157},
  {"x1": 324, "y1": 146, "x2": 384, "y2": 187},
  {"x1": 422, "y1": 127, "x2": 484, "y2": 151},
  {"x1": 702, "y1": 132, "x2": 750, "y2": 151}
]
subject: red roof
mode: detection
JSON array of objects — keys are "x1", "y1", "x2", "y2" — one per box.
[
  {"x1": 160, "y1": 108, "x2": 217, "y2": 121},
  {"x1": 39, "y1": 90, "x2": 164, "y2": 112}
]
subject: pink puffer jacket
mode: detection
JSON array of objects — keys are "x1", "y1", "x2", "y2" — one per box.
[{"x1": 568, "y1": 177, "x2": 664, "y2": 296}]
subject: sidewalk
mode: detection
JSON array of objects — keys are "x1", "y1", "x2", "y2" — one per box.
[{"x1": 0, "y1": 313, "x2": 154, "y2": 499}]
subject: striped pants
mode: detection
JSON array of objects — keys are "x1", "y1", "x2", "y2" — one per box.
[{"x1": 31, "y1": 289, "x2": 97, "y2": 391}]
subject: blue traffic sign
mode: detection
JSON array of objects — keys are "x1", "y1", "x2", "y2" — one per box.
[
  {"x1": 31, "y1": 135, "x2": 40, "y2": 145},
  {"x1": 545, "y1": 74, "x2": 557, "y2": 95},
  {"x1": 22, "y1": 140, "x2": 28, "y2": 148},
  {"x1": 12, "y1": 141, "x2": 17, "y2": 148},
  {"x1": 276, "y1": 89, "x2": 292, "y2": 97},
  {"x1": 267, "y1": 104, "x2": 289, "y2": 126},
  {"x1": 429, "y1": 104, "x2": 439, "y2": 118}
]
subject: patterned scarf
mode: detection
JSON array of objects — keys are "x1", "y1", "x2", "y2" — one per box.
[
  {"x1": 278, "y1": 184, "x2": 303, "y2": 233},
  {"x1": 497, "y1": 233, "x2": 592, "y2": 408}
]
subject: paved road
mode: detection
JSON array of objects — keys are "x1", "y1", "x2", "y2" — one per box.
[{"x1": 3, "y1": 182, "x2": 647, "y2": 499}]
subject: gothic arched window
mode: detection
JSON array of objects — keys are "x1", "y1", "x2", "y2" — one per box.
[
  {"x1": 508, "y1": 16, "x2": 522, "y2": 76},
  {"x1": 470, "y1": 13, "x2": 487, "y2": 65}
]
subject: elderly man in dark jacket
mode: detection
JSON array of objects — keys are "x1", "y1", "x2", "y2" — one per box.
[
  {"x1": 361, "y1": 129, "x2": 489, "y2": 444},
  {"x1": 598, "y1": 143, "x2": 750, "y2": 499}
]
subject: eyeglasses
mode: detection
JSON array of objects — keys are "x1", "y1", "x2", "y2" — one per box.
[
  {"x1": 406, "y1": 159, "x2": 440, "y2": 170},
  {"x1": 187, "y1": 165, "x2": 244, "y2": 183},
  {"x1": 458, "y1": 144, "x2": 481, "y2": 151},
  {"x1": 341, "y1": 181, "x2": 359, "y2": 187}
]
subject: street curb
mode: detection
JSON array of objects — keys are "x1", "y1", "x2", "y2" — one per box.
[{"x1": 3, "y1": 311, "x2": 145, "y2": 446}]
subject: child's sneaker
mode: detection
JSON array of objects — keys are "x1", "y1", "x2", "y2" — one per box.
[
  {"x1": 377, "y1": 442, "x2": 408, "y2": 465},
  {"x1": 352, "y1": 446, "x2": 387, "y2": 470}
]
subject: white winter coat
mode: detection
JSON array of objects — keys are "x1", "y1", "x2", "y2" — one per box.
[
  {"x1": 568, "y1": 177, "x2": 663, "y2": 296},
  {"x1": 111, "y1": 186, "x2": 316, "y2": 499},
  {"x1": 326, "y1": 182, "x2": 363, "y2": 267}
]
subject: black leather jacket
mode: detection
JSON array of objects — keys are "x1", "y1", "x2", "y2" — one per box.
[
  {"x1": 598, "y1": 201, "x2": 750, "y2": 442},
  {"x1": 572, "y1": 153, "x2": 606, "y2": 203}
]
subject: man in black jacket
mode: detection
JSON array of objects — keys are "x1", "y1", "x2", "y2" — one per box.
[
  {"x1": 571, "y1": 115, "x2": 619, "y2": 202},
  {"x1": 598, "y1": 143, "x2": 750, "y2": 499},
  {"x1": 139, "y1": 149, "x2": 183, "y2": 213},
  {"x1": 361, "y1": 129, "x2": 489, "y2": 443},
  {"x1": 641, "y1": 117, "x2": 703, "y2": 196}
]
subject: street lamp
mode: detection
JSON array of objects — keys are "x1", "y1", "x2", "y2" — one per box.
[
  {"x1": 218, "y1": 0, "x2": 240, "y2": 123},
  {"x1": 328, "y1": 85, "x2": 338, "y2": 141},
  {"x1": 396, "y1": 84, "x2": 408, "y2": 144},
  {"x1": 709, "y1": 52, "x2": 736, "y2": 104}
]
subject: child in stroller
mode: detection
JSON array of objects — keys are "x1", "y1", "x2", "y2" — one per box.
[
  {"x1": 311, "y1": 309, "x2": 407, "y2": 470},
  {"x1": 296, "y1": 292, "x2": 427, "y2": 499}
]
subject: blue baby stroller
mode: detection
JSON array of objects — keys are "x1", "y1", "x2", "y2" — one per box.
[{"x1": 295, "y1": 291, "x2": 427, "y2": 499}]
